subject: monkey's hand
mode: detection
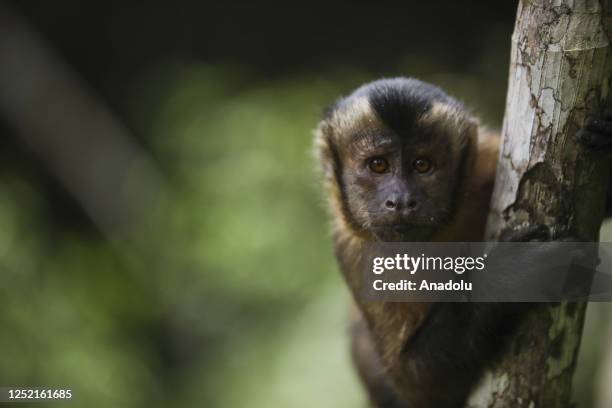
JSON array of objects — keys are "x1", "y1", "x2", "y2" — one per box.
[
  {"x1": 576, "y1": 111, "x2": 612, "y2": 217},
  {"x1": 490, "y1": 224, "x2": 598, "y2": 301},
  {"x1": 576, "y1": 109, "x2": 612, "y2": 151}
]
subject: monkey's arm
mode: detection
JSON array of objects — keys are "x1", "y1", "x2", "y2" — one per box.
[{"x1": 348, "y1": 235, "x2": 569, "y2": 407}]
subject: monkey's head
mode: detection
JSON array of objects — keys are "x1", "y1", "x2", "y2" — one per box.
[{"x1": 316, "y1": 78, "x2": 478, "y2": 241}]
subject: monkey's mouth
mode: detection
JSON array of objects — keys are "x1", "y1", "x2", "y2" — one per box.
[
  {"x1": 389, "y1": 223, "x2": 412, "y2": 233},
  {"x1": 370, "y1": 222, "x2": 410, "y2": 232},
  {"x1": 371, "y1": 223, "x2": 434, "y2": 241}
]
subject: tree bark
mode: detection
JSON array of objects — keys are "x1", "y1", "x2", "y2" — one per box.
[{"x1": 469, "y1": 1, "x2": 612, "y2": 407}]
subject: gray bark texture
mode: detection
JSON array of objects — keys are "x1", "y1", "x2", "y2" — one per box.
[{"x1": 468, "y1": 1, "x2": 612, "y2": 407}]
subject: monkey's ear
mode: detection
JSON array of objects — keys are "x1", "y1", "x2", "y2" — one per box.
[{"x1": 313, "y1": 120, "x2": 338, "y2": 180}]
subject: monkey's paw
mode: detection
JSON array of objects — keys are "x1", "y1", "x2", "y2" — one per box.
[{"x1": 577, "y1": 109, "x2": 612, "y2": 151}]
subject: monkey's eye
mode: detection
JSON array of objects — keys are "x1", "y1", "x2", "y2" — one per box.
[
  {"x1": 368, "y1": 157, "x2": 389, "y2": 173},
  {"x1": 413, "y1": 157, "x2": 433, "y2": 174}
]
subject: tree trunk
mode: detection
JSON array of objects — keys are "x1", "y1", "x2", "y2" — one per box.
[{"x1": 468, "y1": 1, "x2": 612, "y2": 407}]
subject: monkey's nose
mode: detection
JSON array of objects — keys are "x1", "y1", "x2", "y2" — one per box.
[
  {"x1": 384, "y1": 200, "x2": 396, "y2": 209},
  {"x1": 384, "y1": 198, "x2": 418, "y2": 212}
]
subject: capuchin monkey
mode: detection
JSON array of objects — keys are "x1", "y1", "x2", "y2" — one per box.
[{"x1": 314, "y1": 77, "x2": 612, "y2": 407}]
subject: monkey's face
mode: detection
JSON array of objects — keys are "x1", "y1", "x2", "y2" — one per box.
[
  {"x1": 318, "y1": 81, "x2": 476, "y2": 241},
  {"x1": 340, "y1": 123, "x2": 464, "y2": 241}
]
